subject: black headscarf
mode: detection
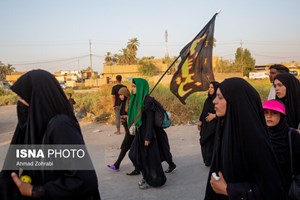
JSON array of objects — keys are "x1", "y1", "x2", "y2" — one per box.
[
  {"x1": 205, "y1": 78, "x2": 286, "y2": 200},
  {"x1": 199, "y1": 81, "x2": 219, "y2": 143},
  {"x1": 10, "y1": 69, "x2": 76, "y2": 144},
  {"x1": 200, "y1": 81, "x2": 220, "y2": 120},
  {"x1": 1, "y1": 70, "x2": 100, "y2": 200},
  {"x1": 275, "y1": 73, "x2": 300, "y2": 129},
  {"x1": 267, "y1": 114, "x2": 290, "y2": 154}
]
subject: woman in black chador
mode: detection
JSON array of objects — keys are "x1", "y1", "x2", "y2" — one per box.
[
  {"x1": 198, "y1": 81, "x2": 219, "y2": 166},
  {"x1": 274, "y1": 73, "x2": 300, "y2": 129},
  {"x1": 0, "y1": 70, "x2": 101, "y2": 200},
  {"x1": 204, "y1": 78, "x2": 286, "y2": 200},
  {"x1": 128, "y1": 78, "x2": 176, "y2": 190}
]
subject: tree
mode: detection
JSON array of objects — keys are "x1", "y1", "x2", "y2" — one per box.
[
  {"x1": 126, "y1": 38, "x2": 139, "y2": 64},
  {"x1": 232, "y1": 47, "x2": 255, "y2": 76},
  {"x1": 138, "y1": 60, "x2": 159, "y2": 76},
  {"x1": 104, "y1": 52, "x2": 113, "y2": 65},
  {"x1": 119, "y1": 48, "x2": 130, "y2": 65},
  {"x1": 215, "y1": 58, "x2": 233, "y2": 73},
  {"x1": 0, "y1": 61, "x2": 15, "y2": 80}
]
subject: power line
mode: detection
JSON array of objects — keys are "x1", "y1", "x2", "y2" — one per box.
[{"x1": 10, "y1": 55, "x2": 90, "y2": 65}]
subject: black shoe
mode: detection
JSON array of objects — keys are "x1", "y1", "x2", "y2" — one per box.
[
  {"x1": 165, "y1": 164, "x2": 176, "y2": 173},
  {"x1": 126, "y1": 170, "x2": 140, "y2": 176}
]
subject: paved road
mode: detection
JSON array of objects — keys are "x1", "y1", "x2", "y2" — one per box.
[{"x1": 0, "y1": 105, "x2": 209, "y2": 200}]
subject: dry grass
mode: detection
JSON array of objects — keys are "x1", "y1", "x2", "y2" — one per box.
[
  {"x1": 0, "y1": 78, "x2": 271, "y2": 125},
  {"x1": 72, "y1": 79, "x2": 271, "y2": 125}
]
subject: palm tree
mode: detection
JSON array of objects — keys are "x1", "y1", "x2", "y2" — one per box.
[
  {"x1": 112, "y1": 54, "x2": 119, "y2": 65},
  {"x1": 0, "y1": 62, "x2": 15, "y2": 80},
  {"x1": 104, "y1": 52, "x2": 112, "y2": 65},
  {"x1": 127, "y1": 38, "x2": 139, "y2": 52},
  {"x1": 120, "y1": 48, "x2": 131, "y2": 65},
  {"x1": 127, "y1": 38, "x2": 139, "y2": 64}
]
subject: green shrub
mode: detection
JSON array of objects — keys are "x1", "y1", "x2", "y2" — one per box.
[
  {"x1": 248, "y1": 79, "x2": 271, "y2": 102},
  {"x1": 138, "y1": 60, "x2": 159, "y2": 76},
  {"x1": 0, "y1": 91, "x2": 18, "y2": 106}
]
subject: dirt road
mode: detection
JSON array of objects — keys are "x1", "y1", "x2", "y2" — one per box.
[{"x1": 0, "y1": 105, "x2": 209, "y2": 200}]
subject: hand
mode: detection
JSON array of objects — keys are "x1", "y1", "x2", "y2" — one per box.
[
  {"x1": 144, "y1": 140, "x2": 150, "y2": 146},
  {"x1": 197, "y1": 121, "x2": 202, "y2": 131},
  {"x1": 11, "y1": 172, "x2": 33, "y2": 197},
  {"x1": 205, "y1": 113, "x2": 216, "y2": 122},
  {"x1": 210, "y1": 171, "x2": 228, "y2": 196},
  {"x1": 120, "y1": 115, "x2": 127, "y2": 120}
]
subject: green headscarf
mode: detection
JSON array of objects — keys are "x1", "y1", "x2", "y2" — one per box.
[{"x1": 127, "y1": 78, "x2": 150, "y2": 128}]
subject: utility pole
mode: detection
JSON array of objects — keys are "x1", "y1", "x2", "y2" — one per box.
[
  {"x1": 89, "y1": 40, "x2": 93, "y2": 71},
  {"x1": 240, "y1": 40, "x2": 244, "y2": 75},
  {"x1": 165, "y1": 30, "x2": 169, "y2": 58}
]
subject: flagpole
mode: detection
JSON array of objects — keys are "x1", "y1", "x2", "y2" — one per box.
[
  {"x1": 150, "y1": 11, "x2": 220, "y2": 95},
  {"x1": 149, "y1": 55, "x2": 181, "y2": 95}
]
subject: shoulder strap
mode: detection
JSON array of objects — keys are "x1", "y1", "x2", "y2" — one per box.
[{"x1": 288, "y1": 128, "x2": 294, "y2": 176}]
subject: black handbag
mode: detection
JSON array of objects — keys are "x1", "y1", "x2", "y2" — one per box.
[{"x1": 288, "y1": 128, "x2": 300, "y2": 200}]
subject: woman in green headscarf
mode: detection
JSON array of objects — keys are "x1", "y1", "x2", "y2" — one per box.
[{"x1": 128, "y1": 78, "x2": 167, "y2": 189}]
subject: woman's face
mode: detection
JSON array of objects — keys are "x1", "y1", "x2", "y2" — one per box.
[
  {"x1": 264, "y1": 109, "x2": 281, "y2": 127},
  {"x1": 119, "y1": 94, "x2": 125, "y2": 101},
  {"x1": 213, "y1": 88, "x2": 227, "y2": 117},
  {"x1": 208, "y1": 83, "x2": 215, "y2": 95},
  {"x1": 132, "y1": 83, "x2": 136, "y2": 94},
  {"x1": 274, "y1": 79, "x2": 286, "y2": 99}
]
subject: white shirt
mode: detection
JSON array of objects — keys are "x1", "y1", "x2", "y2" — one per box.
[{"x1": 268, "y1": 86, "x2": 276, "y2": 100}]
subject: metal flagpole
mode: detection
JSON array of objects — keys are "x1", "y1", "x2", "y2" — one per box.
[{"x1": 149, "y1": 55, "x2": 181, "y2": 95}]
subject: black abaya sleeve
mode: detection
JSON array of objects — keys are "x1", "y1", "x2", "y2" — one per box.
[
  {"x1": 39, "y1": 115, "x2": 100, "y2": 200},
  {"x1": 143, "y1": 97, "x2": 155, "y2": 142},
  {"x1": 292, "y1": 130, "x2": 300, "y2": 175}
]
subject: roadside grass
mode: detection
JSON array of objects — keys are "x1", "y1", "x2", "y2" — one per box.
[
  {"x1": 72, "y1": 78, "x2": 271, "y2": 124},
  {"x1": 0, "y1": 78, "x2": 271, "y2": 124}
]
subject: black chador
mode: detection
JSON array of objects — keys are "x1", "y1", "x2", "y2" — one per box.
[
  {"x1": 0, "y1": 70, "x2": 101, "y2": 200},
  {"x1": 199, "y1": 81, "x2": 219, "y2": 166},
  {"x1": 204, "y1": 78, "x2": 286, "y2": 200}
]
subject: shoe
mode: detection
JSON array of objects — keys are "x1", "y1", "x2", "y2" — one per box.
[
  {"x1": 139, "y1": 182, "x2": 151, "y2": 190},
  {"x1": 126, "y1": 170, "x2": 140, "y2": 176},
  {"x1": 165, "y1": 164, "x2": 176, "y2": 173},
  {"x1": 138, "y1": 179, "x2": 146, "y2": 186},
  {"x1": 107, "y1": 164, "x2": 119, "y2": 171}
]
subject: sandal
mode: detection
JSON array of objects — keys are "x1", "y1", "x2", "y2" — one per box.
[
  {"x1": 139, "y1": 182, "x2": 151, "y2": 190},
  {"x1": 107, "y1": 164, "x2": 119, "y2": 171},
  {"x1": 138, "y1": 179, "x2": 146, "y2": 186},
  {"x1": 165, "y1": 164, "x2": 176, "y2": 173},
  {"x1": 126, "y1": 170, "x2": 140, "y2": 176}
]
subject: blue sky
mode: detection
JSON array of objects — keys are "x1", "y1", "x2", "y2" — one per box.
[{"x1": 0, "y1": 0, "x2": 299, "y2": 72}]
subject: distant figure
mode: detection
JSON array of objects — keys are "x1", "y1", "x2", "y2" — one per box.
[
  {"x1": 198, "y1": 81, "x2": 219, "y2": 167},
  {"x1": 68, "y1": 93, "x2": 76, "y2": 111},
  {"x1": 111, "y1": 75, "x2": 126, "y2": 135},
  {"x1": 268, "y1": 64, "x2": 289, "y2": 100}
]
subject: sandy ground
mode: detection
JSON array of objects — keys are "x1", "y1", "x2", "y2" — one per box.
[{"x1": 0, "y1": 105, "x2": 209, "y2": 200}]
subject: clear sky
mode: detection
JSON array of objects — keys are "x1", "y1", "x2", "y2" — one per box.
[{"x1": 1, "y1": 0, "x2": 299, "y2": 73}]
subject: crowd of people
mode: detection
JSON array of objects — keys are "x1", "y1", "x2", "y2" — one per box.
[
  {"x1": 199, "y1": 64, "x2": 300, "y2": 199},
  {"x1": 0, "y1": 64, "x2": 299, "y2": 199}
]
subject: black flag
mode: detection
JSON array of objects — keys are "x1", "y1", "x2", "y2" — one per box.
[{"x1": 170, "y1": 14, "x2": 217, "y2": 104}]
